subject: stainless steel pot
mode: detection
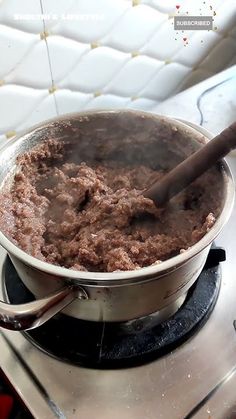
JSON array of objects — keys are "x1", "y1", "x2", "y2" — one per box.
[{"x1": 0, "y1": 110, "x2": 234, "y2": 331}]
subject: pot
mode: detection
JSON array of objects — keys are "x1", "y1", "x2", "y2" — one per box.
[{"x1": 0, "y1": 110, "x2": 234, "y2": 331}]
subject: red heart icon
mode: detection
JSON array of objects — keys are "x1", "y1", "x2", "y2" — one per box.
[
  {"x1": 176, "y1": 5, "x2": 180, "y2": 9},
  {"x1": 183, "y1": 37, "x2": 187, "y2": 41}
]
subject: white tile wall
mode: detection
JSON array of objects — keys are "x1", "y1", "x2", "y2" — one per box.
[
  {"x1": 5, "y1": 40, "x2": 51, "y2": 88},
  {"x1": 58, "y1": 47, "x2": 130, "y2": 92},
  {"x1": 0, "y1": 0, "x2": 235, "y2": 141},
  {"x1": 103, "y1": 55, "x2": 163, "y2": 97},
  {"x1": 0, "y1": 85, "x2": 48, "y2": 132},
  {"x1": 101, "y1": 4, "x2": 167, "y2": 51},
  {"x1": 0, "y1": 0, "x2": 44, "y2": 33},
  {"x1": 0, "y1": 25, "x2": 38, "y2": 78}
]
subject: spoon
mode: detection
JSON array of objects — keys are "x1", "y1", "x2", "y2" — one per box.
[{"x1": 143, "y1": 122, "x2": 236, "y2": 206}]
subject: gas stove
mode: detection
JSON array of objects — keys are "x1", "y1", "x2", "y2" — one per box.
[
  {"x1": 1, "y1": 160, "x2": 236, "y2": 419},
  {"x1": 2, "y1": 249, "x2": 224, "y2": 370}
]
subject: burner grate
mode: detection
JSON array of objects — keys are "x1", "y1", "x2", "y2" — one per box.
[{"x1": 4, "y1": 247, "x2": 225, "y2": 369}]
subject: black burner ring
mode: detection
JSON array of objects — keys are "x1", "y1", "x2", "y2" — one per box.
[{"x1": 4, "y1": 247, "x2": 224, "y2": 369}]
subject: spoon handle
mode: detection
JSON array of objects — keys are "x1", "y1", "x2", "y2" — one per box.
[{"x1": 144, "y1": 122, "x2": 236, "y2": 206}]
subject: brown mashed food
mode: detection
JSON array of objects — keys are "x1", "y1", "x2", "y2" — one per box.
[{"x1": 0, "y1": 139, "x2": 223, "y2": 272}]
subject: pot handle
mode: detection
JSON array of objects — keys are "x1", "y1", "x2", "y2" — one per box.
[{"x1": 0, "y1": 285, "x2": 88, "y2": 331}]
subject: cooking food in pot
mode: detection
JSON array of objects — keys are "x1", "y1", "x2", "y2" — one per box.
[{"x1": 0, "y1": 136, "x2": 223, "y2": 273}]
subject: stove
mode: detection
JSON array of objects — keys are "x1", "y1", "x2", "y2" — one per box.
[
  {"x1": 3, "y1": 250, "x2": 224, "y2": 369},
  {"x1": 1, "y1": 160, "x2": 236, "y2": 418}
]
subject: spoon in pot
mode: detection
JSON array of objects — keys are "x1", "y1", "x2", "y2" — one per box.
[{"x1": 143, "y1": 122, "x2": 236, "y2": 206}]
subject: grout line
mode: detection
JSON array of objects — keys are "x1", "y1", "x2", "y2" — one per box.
[
  {"x1": 52, "y1": 45, "x2": 90, "y2": 91},
  {"x1": 39, "y1": 0, "x2": 59, "y2": 116}
]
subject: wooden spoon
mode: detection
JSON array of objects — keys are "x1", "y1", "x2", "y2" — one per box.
[{"x1": 143, "y1": 122, "x2": 236, "y2": 206}]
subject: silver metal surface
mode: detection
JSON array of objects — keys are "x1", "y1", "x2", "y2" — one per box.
[
  {"x1": 121, "y1": 292, "x2": 187, "y2": 333},
  {"x1": 0, "y1": 284, "x2": 88, "y2": 330},
  {"x1": 0, "y1": 121, "x2": 236, "y2": 418},
  {"x1": 0, "y1": 111, "x2": 234, "y2": 324}
]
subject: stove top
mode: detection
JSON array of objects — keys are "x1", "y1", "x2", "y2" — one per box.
[
  {"x1": 4, "y1": 250, "x2": 224, "y2": 369},
  {"x1": 1, "y1": 159, "x2": 236, "y2": 419}
]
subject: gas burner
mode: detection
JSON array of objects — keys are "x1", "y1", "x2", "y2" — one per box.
[{"x1": 4, "y1": 247, "x2": 225, "y2": 369}]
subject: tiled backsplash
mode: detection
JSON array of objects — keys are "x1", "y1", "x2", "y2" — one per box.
[{"x1": 0, "y1": 0, "x2": 236, "y2": 141}]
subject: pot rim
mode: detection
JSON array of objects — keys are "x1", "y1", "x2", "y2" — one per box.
[{"x1": 0, "y1": 109, "x2": 234, "y2": 285}]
